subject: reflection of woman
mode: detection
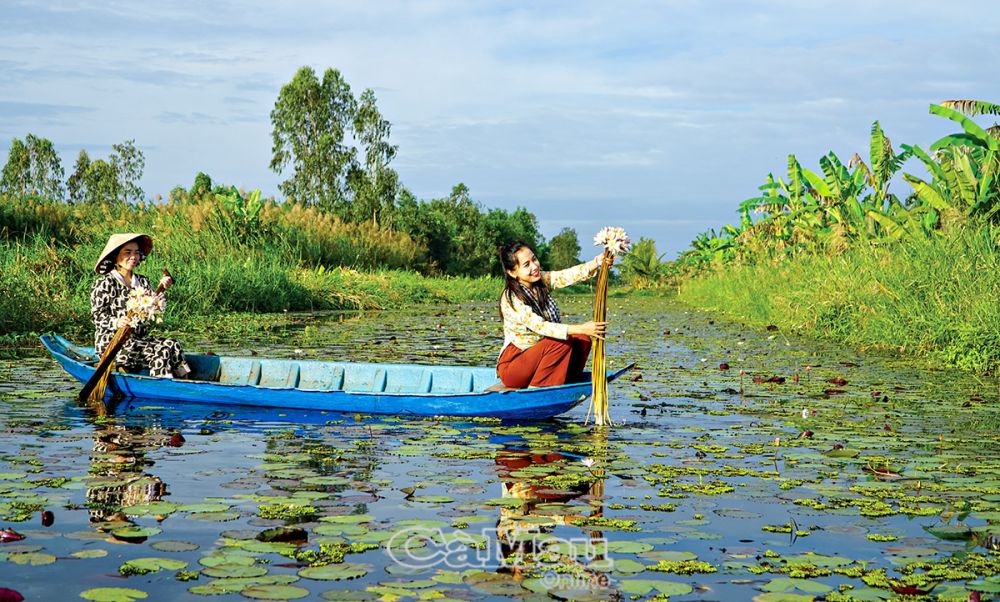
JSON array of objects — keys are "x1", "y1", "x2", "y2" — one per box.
[
  {"x1": 87, "y1": 424, "x2": 168, "y2": 523},
  {"x1": 497, "y1": 241, "x2": 609, "y2": 388},
  {"x1": 90, "y1": 233, "x2": 190, "y2": 378},
  {"x1": 494, "y1": 448, "x2": 606, "y2": 587}
]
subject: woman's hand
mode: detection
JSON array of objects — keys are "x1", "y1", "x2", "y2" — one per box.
[
  {"x1": 116, "y1": 316, "x2": 130, "y2": 330},
  {"x1": 569, "y1": 320, "x2": 608, "y2": 340},
  {"x1": 594, "y1": 250, "x2": 615, "y2": 265},
  {"x1": 158, "y1": 274, "x2": 174, "y2": 291}
]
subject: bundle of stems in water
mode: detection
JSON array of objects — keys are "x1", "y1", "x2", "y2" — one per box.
[
  {"x1": 86, "y1": 324, "x2": 133, "y2": 404},
  {"x1": 587, "y1": 255, "x2": 613, "y2": 426}
]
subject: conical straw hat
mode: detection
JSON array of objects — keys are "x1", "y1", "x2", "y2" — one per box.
[{"x1": 94, "y1": 233, "x2": 153, "y2": 274}]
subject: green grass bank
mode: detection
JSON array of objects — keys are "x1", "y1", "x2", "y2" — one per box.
[
  {"x1": 677, "y1": 223, "x2": 1000, "y2": 375},
  {"x1": 0, "y1": 233, "x2": 503, "y2": 346}
]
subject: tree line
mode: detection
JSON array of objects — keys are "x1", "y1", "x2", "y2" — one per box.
[{"x1": 0, "y1": 66, "x2": 596, "y2": 278}]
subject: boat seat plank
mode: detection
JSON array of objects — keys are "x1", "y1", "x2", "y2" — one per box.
[
  {"x1": 219, "y1": 359, "x2": 261, "y2": 386},
  {"x1": 259, "y1": 362, "x2": 300, "y2": 389},
  {"x1": 299, "y1": 365, "x2": 345, "y2": 391}
]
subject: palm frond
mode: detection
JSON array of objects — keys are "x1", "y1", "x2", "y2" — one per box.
[{"x1": 940, "y1": 99, "x2": 1000, "y2": 117}]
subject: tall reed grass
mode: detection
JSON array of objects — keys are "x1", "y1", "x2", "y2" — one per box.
[
  {"x1": 678, "y1": 224, "x2": 1000, "y2": 374},
  {"x1": 0, "y1": 194, "x2": 501, "y2": 340}
]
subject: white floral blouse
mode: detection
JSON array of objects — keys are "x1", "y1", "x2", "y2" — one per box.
[{"x1": 499, "y1": 258, "x2": 600, "y2": 352}]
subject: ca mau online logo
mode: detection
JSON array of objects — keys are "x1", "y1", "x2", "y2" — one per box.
[{"x1": 385, "y1": 526, "x2": 611, "y2": 571}]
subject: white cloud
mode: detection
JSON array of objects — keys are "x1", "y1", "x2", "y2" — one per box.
[{"x1": 1, "y1": 0, "x2": 998, "y2": 254}]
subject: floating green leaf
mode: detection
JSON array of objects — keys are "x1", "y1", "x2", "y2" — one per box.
[
  {"x1": 79, "y1": 588, "x2": 148, "y2": 602},
  {"x1": 298, "y1": 563, "x2": 371, "y2": 581},
  {"x1": 618, "y1": 580, "x2": 694, "y2": 596},
  {"x1": 240, "y1": 584, "x2": 310, "y2": 599}
]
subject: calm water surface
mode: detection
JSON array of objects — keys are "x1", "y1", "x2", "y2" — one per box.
[{"x1": 1, "y1": 298, "x2": 999, "y2": 601}]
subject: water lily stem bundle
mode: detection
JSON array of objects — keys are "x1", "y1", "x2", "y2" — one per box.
[
  {"x1": 587, "y1": 255, "x2": 613, "y2": 426},
  {"x1": 86, "y1": 325, "x2": 133, "y2": 405}
]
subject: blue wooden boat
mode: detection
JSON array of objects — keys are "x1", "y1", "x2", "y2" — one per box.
[{"x1": 41, "y1": 334, "x2": 634, "y2": 420}]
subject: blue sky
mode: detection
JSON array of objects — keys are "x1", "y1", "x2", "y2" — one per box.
[{"x1": 2, "y1": 1, "x2": 998, "y2": 256}]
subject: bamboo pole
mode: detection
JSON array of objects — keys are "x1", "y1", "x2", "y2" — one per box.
[{"x1": 586, "y1": 255, "x2": 613, "y2": 426}]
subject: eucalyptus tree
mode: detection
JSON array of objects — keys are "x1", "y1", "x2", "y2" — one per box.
[
  {"x1": 270, "y1": 66, "x2": 357, "y2": 212},
  {"x1": 66, "y1": 140, "x2": 145, "y2": 204},
  {"x1": 0, "y1": 134, "x2": 65, "y2": 200},
  {"x1": 348, "y1": 88, "x2": 400, "y2": 226}
]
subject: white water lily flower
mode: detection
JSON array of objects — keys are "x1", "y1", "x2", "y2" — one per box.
[
  {"x1": 581, "y1": 458, "x2": 596, "y2": 468},
  {"x1": 594, "y1": 226, "x2": 632, "y2": 256},
  {"x1": 125, "y1": 288, "x2": 166, "y2": 328},
  {"x1": 801, "y1": 408, "x2": 809, "y2": 419}
]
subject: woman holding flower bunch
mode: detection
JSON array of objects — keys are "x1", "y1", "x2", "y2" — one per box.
[
  {"x1": 496, "y1": 240, "x2": 613, "y2": 388},
  {"x1": 90, "y1": 233, "x2": 190, "y2": 379}
]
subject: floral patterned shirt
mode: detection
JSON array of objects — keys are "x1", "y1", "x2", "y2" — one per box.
[
  {"x1": 91, "y1": 272, "x2": 153, "y2": 354},
  {"x1": 499, "y1": 258, "x2": 600, "y2": 353}
]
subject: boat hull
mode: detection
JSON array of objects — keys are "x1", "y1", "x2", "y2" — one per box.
[{"x1": 41, "y1": 334, "x2": 631, "y2": 420}]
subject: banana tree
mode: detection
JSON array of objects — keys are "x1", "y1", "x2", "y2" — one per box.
[{"x1": 902, "y1": 100, "x2": 1000, "y2": 223}]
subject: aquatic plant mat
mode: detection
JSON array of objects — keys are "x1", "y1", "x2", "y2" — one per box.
[{"x1": 1, "y1": 298, "x2": 999, "y2": 601}]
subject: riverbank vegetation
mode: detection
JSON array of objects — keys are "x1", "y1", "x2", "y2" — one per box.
[
  {"x1": 675, "y1": 100, "x2": 1000, "y2": 374},
  {"x1": 1, "y1": 66, "x2": 609, "y2": 343},
  {"x1": 0, "y1": 193, "x2": 511, "y2": 342}
]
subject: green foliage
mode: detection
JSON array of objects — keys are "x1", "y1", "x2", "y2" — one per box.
[
  {"x1": 677, "y1": 100, "x2": 1000, "y2": 274},
  {"x1": 0, "y1": 194, "x2": 506, "y2": 338},
  {"x1": 213, "y1": 186, "x2": 267, "y2": 245},
  {"x1": 620, "y1": 237, "x2": 666, "y2": 288},
  {"x1": 393, "y1": 184, "x2": 543, "y2": 276},
  {"x1": 547, "y1": 227, "x2": 581, "y2": 270},
  {"x1": 270, "y1": 66, "x2": 357, "y2": 211},
  {"x1": 348, "y1": 88, "x2": 400, "y2": 226},
  {"x1": 66, "y1": 141, "x2": 145, "y2": 204},
  {"x1": 190, "y1": 171, "x2": 213, "y2": 200},
  {"x1": 679, "y1": 222, "x2": 1000, "y2": 375},
  {"x1": 0, "y1": 134, "x2": 65, "y2": 200}
]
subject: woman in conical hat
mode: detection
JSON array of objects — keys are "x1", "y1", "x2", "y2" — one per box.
[{"x1": 90, "y1": 233, "x2": 191, "y2": 379}]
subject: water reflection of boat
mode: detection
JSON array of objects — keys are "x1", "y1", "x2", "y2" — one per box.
[{"x1": 42, "y1": 334, "x2": 634, "y2": 419}]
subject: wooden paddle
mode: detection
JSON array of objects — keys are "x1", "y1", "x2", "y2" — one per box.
[{"x1": 78, "y1": 269, "x2": 173, "y2": 403}]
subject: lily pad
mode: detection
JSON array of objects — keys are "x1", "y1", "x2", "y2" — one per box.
[
  {"x1": 618, "y1": 580, "x2": 694, "y2": 596},
  {"x1": 822, "y1": 448, "x2": 861, "y2": 458},
  {"x1": 151, "y1": 540, "x2": 199, "y2": 552},
  {"x1": 761, "y1": 578, "x2": 832, "y2": 594},
  {"x1": 79, "y1": 588, "x2": 148, "y2": 602},
  {"x1": 753, "y1": 594, "x2": 816, "y2": 602},
  {"x1": 120, "y1": 557, "x2": 188, "y2": 575},
  {"x1": 318, "y1": 514, "x2": 373, "y2": 524},
  {"x1": 202, "y1": 564, "x2": 269, "y2": 579},
  {"x1": 188, "y1": 575, "x2": 299, "y2": 596},
  {"x1": 8, "y1": 552, "x2": 56, "y2": 565},
  {"x1": 240, "y1": 584, "x2": 310, "y2": 599},
  {"x1": 298, "y1": 563, "x2": 371, "y2": 581},
  {"x1": 606, "y1": 540, "x2": 654, "y2": 554},
  {"x1": 923, "y1": 524, "x2": 972, "y2": 541},
  {"x1": 111, "y1": 526, "x2": 161, "y2": 542}
]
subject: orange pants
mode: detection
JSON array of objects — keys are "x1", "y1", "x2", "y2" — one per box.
[{"x1": 497, "y1": 335, "x2": 592, "y2": 388}]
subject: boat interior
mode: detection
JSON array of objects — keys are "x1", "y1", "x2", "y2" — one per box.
[{"x1": 54, "y1": 337, "x2": 502, "y2": 394}]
